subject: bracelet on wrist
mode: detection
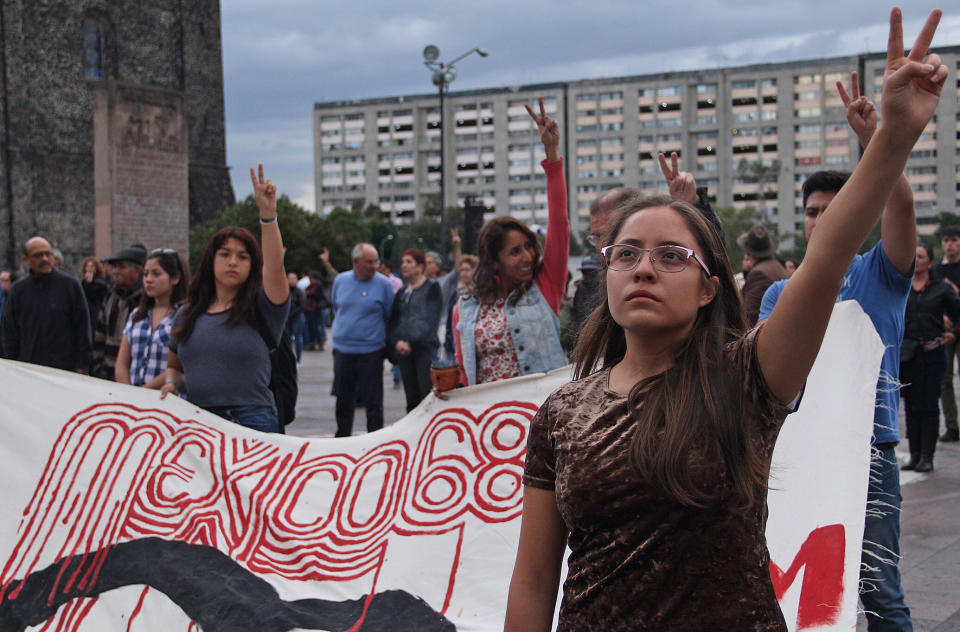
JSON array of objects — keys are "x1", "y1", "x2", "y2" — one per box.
[{"x1": 259, "y1": 216, "x2": 277, "y2": 225}]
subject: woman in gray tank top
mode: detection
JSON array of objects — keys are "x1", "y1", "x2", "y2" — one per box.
[{"x1": 161, "y1": 164, "x2": 290, "y2": 433}]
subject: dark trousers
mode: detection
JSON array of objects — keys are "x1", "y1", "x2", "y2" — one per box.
[
  {"x1": 940, "y1": 338, "x2": 959, "y2": 433},
  {"x1": 397, "y1": 346, "x2": 433, "y2": 412},
  {"x1": 333, "y1": 349, "x2": 384, "y2": 437},
  {"x1": 901, "y1": 346, "x2": 947, "y2": 461}
]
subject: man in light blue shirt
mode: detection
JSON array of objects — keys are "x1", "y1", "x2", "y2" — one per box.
[
  {"x1": 759, "y1": 77, "x2": 917, "y2": 630},
  {"x1": 331, "y1": 242, "x2": 395, "y2": 437}
]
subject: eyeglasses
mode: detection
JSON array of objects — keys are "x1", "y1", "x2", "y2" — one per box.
[
  {"x1": 150, "y1": 248, "x2": 177, "y2": 255},
  {"x1": 601, "y1": 244, "x2": 712, "y2": 277}
]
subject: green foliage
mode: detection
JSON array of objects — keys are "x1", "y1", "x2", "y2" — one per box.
[
  {"x1": 715, "y1": 205, "x2": 761, "y2": 266},
  {"x1": 188, "y1": 197, "x2": 588, "y2": 279}
]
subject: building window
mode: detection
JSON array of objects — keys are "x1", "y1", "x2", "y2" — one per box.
[{"x1": 82, "y1": 18, "x2": 104, "y2": 79}]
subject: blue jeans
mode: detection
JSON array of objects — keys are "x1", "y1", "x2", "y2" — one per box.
[
  {"x1": 285, "y1": 313, "x2": 306, "y2": 362},
  {"x1": 860, "y1": 444, "x2": 912, "y2": 631},
  {"x1": 208, "y1": 405, "x2": 281, "y2": 434}
]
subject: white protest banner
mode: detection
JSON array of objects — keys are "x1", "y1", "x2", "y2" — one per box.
[{"x1": 0, "y1": 301, "x2": 879, "y2": 631}]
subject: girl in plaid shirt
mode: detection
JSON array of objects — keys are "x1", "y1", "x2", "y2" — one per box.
[{"x1": 115, "y1": 249, "x2": 188, "y2": 387}]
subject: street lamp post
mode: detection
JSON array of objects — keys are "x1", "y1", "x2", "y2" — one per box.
[{"x1": 422, "y1": 45, "x2": 487, "y2": 257}]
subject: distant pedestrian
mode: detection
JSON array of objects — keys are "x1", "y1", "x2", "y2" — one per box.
[
  {"x1": 935, "y1": 224, "x2": 960, "y2": 442},
  {"x1": 900, "y1": 242, "x2": 960, "y2": 472},
  {"x1": 91, "y1": 245, "x2": 145, "y2": 379},
  {"x1": 79, "y1": 256, "x2": 109, "y2": 337},
  {"x1": 737, "y1": 224, "x2": 787, "y2": 326},
  {"x1": 389, "y1": 249, "x2": 441, "y2": 411},
  {"x1": 285, "y1": 272, "x2": 307, "y2": 362},
  {"x1": 330, "y1": 242, "x2": 394, "y2": 437},
  {"x1": 115, "y1": 249, "x2": 188, "y2": 388},
  {"x1": 1, "y1": 236, "x2": 90, "y2": 372}
]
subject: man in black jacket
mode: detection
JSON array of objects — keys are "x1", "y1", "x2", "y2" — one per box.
[
  {"x1": 1, "y1": 236, "x2": 90, "y2": 372},
  {"x1": 91, "y1": 245, "x2": 144, "y2": 380}
]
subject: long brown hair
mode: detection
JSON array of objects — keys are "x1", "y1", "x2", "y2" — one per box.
[
  {"x1": 172, "y1": 227, "x2": 263, "y2": 344},
  {"x1": 473, "y1": 216, "x2": 542, "y2": 304},
  {"x1": 131, "y1": 250, "x2": 190, "y2": 324},
  {"x1": 573, "y1": 195, "x2": 765, "y2": 512}
]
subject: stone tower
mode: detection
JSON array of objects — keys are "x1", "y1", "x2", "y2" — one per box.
[{"x1": 0, "y1": 0, "x2": 234, "y2": 270}]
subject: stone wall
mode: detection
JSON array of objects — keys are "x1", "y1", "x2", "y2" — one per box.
[{"x1": 0, "y1": 0, "x2": 232, "y2": 272}]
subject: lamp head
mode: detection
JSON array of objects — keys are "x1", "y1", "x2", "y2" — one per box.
[{"x1": 476, "y1": 48, "x2": 489, "y2": 57}]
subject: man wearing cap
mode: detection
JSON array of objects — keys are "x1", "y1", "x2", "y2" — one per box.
[
  {"x1": 737, "y1": 224, "x2": 787, "y2": 326},
  {"x1": 91, "y1": 245, "x2": 144, "y2": 380},
  {"x1": 1, "y1": 236, "x2": 90, "y2": 371}
]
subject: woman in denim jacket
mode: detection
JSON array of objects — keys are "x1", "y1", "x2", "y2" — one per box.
[{"x1": 453, "y1": 98, "x2": 569, "y2": 385}]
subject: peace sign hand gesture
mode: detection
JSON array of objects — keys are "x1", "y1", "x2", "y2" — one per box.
[
  {"x1": 249, "y1": 162, "x2": 277, "y2": 220},
  {"x1": 880, "y1": 8, "x2": 947, "y2": 146},
  {"x1": 524, "y1": 97, "x2": 560, "y2": 162},
  {"x1": 836, "y1": 71, "x2": 877, "y2": 148},
  {"x1": 657, "y1": 152, "x2": 698, "y2": 204}
]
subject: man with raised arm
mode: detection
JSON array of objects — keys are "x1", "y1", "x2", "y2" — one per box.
[{"x1": 759, "y1": 71, "x2": 917, "y2": 631}]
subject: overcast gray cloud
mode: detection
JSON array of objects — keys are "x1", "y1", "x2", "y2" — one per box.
[{"x1": 221, "y1": 2, "x2": 959, "y2": 211}]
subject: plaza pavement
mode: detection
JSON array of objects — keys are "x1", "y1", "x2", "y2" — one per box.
[{"x1": 286, "y1": 346, "x2": 960, "y2": 630}]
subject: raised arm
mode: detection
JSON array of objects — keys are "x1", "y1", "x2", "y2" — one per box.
[
  {"x1": 450, "y1": 229, "x2": 462, "y2": 269},
  {"x1": 318, "y1": 248, "x2": 338, "y2": 277},
  {"x1": 250, "y1": 164, "x2": 289, "y2": 305},
  {"x1": 837, "y1": 71, "x2": 916, "y2": 275},
  {"x1": 525, "y1": 97, "x2": 569, "y2": 311},
  {"x1": 758, "y1": 8, "x2": 946, "y2": 404}
]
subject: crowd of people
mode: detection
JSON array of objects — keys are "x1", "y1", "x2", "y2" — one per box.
[{"x1": 0, "y1": 7, "x2": 949, "y2": 630}]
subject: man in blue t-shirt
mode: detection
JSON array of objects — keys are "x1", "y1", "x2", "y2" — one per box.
[
  {"x1": 331, "y1": 242, "x2": 395, "y2": 437},
  {"x1": 759, "y1": 73, "x2": 917, "y2": 632}
]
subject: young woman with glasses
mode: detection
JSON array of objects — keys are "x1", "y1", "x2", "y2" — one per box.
[
  {"x1": 452, "y1": 98, "x2": 569, "y2": 386},
  {"x1": 114, "y1": 249, "x2": 189, "y2": 388},
  {"x1": 505, "y1": 9, "x2": 946, "y2": 630},
  {"x1": 160, "y1": 164, "x2": 290, "y2": 433}
]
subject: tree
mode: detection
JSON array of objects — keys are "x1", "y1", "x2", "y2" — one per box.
[{"x1": 715, "y1": 205, "x2": 761, "y2": 266}]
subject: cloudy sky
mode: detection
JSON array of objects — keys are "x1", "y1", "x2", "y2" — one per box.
[{"x1": 220, "y1": 2, "x2": 959, "y2": 211}]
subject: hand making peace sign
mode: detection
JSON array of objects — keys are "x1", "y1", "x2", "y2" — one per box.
[
  {"x1": 249, "y1": 162, "x2": 277, "y2": 221},
  {"x1": 836, "y1": 71, "x2": 877, "y2": 148},
  {"x1": 657, "y1": 151, "x2": 698, "y2": 204},
  {"x1": 880, "y1": 8, "x2": 946, "y2": 145},
  {"x1": 524, "y1": 97, "x2": 560, "y2": 163}
]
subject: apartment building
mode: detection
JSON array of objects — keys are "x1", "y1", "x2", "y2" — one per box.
[{"x1": 314, "y1": 47, "x2": 960, "y2": 246}]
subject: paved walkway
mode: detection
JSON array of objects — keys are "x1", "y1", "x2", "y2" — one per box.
[{"x1": 287, "y1": 347, "x2": 960, "y2": 630}]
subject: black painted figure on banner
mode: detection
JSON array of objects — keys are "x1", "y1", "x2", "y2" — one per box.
[
  {"x1": 505, "y1": 9, "x2": 946, "y2": 631},
  {"x1": 0, "y1": 538, "x2": 455, "y2": 632},
  {"x1": 161, "y1": 164, "x2": 290, "y2": 434}
]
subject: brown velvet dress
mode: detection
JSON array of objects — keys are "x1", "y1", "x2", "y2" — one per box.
[{"x1": 523, "y1": 330, "x2": 792, "y2": 631}]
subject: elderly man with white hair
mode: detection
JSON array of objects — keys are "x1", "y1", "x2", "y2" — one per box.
[{"x1": 330, "y1": 242, "x2": 395, "y2": 437}]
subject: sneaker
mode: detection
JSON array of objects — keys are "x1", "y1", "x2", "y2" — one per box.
[{"x1": 939, "y1": 429, "x2": 959, "y2": 442}]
